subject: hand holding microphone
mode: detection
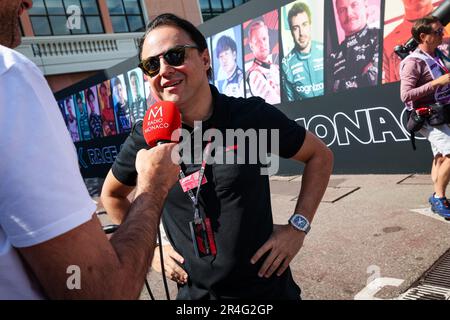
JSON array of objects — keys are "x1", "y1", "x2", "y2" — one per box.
[
  {"x1": 142, "y1": 101, "x2": 181, "y2": 147},
  {"x1": 135, "y1": 101, "x2": 182, "y2": 194},
  {"x1": 136, "y1": 145, "x2": 180, "y2": 194}
]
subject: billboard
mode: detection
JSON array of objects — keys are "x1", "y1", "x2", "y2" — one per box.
[
  {"x1": 382, "y1": 0, "x2": 450, "y2": 83},
  {"x1": 55, "y1": 0, "x2": 436, "y2": 178},
  {"x1": 212, "y1": 26, "x2": 245, "y2": 97},
  {"x1": 280, "y1": 0, "x2": 325, "y2": 101}
]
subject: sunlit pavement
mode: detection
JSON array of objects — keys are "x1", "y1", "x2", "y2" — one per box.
[{"x1": 92, "y1": 174, "x2": 450, "y2": 300}]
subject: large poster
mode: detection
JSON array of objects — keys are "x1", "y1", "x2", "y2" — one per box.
[
  {"x1": 327, "y1": 0, "x2": 381, "y2": 93},
  {"x1": 85, "y1": 86, "x2": 103, "y2": 139},
  {"x1": 111, "y1": 74, "x2": 132, "y2": 134},
  {"x1": 280, "y1": 0, "x2": 324, "y2": 101},
  {"x1": 212, "y1": 26, "x2": 245, "y2": 98},
  {"x1": 243, "y1": 9, "x2": 281, "y2": 105},
  {"x1": 383, "y1": 0, "x2": 450, "y2": 84},
  {"x1": 74, "y1": 91, "x2": 92, "y2": 141},
  {"x1": 127, "y1": 68, "x2": 147, "y2": 123},
  {"x1": 97, "y1": 80, "x2": 117, "y2": 137},
  {"x1": 55, "y1": 0, "x2": 442, "y2": 177},
  {"x1": 64, "y1": 95, "x2": 80, "y2": 142}
]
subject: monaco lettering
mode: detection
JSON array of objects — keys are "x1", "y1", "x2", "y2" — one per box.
[{"x1": 296, "y1": 106, "x2": 426, "y2": 147}]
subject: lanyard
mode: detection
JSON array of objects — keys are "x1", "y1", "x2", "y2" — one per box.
[
  {"x1": 423, "y1": 50, "x2": 450, "y2": 74},
  {"x1": 179, "y1": 140, "x2": 212, "y2": 222},
  {"x1": 435, "y1": 55, "x2": 450, "y2": 74}
]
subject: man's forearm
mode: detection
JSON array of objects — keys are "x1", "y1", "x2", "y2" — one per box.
[
  {"x1": 108, "y1": 185, "x2": 167, "y2": 298},
  {"x1": 102, "y1": 195, "x2": 131, "y2": 224},
  {"x1": 294, "y1": 149, "x2": 333, "y2": 223},
  {"x1": 105, "y1": 146, "x2": 178, "y2": 297},
  {"x1": 18, "y1": 146, "x2": 178, "y2": 300}
]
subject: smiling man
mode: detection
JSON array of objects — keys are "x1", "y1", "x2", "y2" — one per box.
[
  {"x1": 281, "y1": 2, "x2": 324, "y2": 102},
  {"x1": 329, "y1": 0, "x2": 380, "y2": 92},
  {"x1": 101, "y1": 13, "x2": 333, "y2": 300},
  {"x1": 245, "y1": 20, "x2": 281, "y2": 104}
]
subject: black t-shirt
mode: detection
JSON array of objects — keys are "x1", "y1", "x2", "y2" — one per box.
[{"x1": 112, "y1": 85, "x2": 306, "y2": 299}]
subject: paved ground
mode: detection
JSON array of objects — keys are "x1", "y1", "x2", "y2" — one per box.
[{"x1": 95, "y1": 174, "x2": 450, "y2": 300}]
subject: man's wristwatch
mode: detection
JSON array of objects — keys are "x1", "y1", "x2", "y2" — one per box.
[{"x1": 288, "y1": 213, "x2": 311, "y2": 234}]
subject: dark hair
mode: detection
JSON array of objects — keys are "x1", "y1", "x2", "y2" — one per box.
[
  {"x1": 86, "y1": 88, "x2": 95, "y2": 100},
  {"x1": 412, "y1": 16, "x2": 440, "y2": 43},
  {"x1": 138, "y1": 13, "x2": 212, "y2": 79},
  {"x1": 215, "y1": 35, "x2": 237, "y2": 58},
  {"x1": 112, "y1": 77, "x2": 122, "y2": 88},
  {"x1": 129, "y1": 71, "x2": 139, "y2": 83},
  {"x1": 129, "y1": 71, "x2": 138, "y2": 79},
  {"x1": 288, "y1": 2, "x2": 311, "y2": 29},
  {"x1": 75, "y1": 93, "x2": 82, "y2": 103}
]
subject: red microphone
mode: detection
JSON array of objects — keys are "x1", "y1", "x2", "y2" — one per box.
[{"x1": 142, "y1": 101, "x2": 181, "y2": 147}]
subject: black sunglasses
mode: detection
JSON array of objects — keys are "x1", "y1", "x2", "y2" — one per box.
[
  {"x1": 138, "y1": 45, "x2": 199, "y2": 77},
  {"x1": 432, "y1": 27, "x2": 444, "y2": 36}
]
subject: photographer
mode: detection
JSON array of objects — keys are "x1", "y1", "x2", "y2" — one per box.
[{"x1": 400, "y1": 16, "x2": 450, "y2": 219}]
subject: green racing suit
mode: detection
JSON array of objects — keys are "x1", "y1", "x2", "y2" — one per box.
[{"x1": 281, "y1": 41, "x2": 324, "y2": 101}]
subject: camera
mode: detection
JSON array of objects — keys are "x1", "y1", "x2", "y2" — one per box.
[{"x1": 394, "y1": 38, "x2": 419, "y2": 60}]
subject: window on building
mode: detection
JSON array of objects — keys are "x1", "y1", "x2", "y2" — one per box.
[
  {"x1": 200, "y1": 0, "x2": 250, "y2": 22},
  {"x1": 106, "y1": 0, "x2": 145, "y2": 33},
  {"x1": 28, "y1": 0, "x2": 104, "y2": 36}
]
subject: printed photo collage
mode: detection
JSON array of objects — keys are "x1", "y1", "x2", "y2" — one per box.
[
  {"x1": 58, "y1": 67, "x2": 156, "y2": 143},
  {"x1": 59, "y1": 0, "x2": 449, "y2": 143},
  {"x1": 207, "y1": 0, "x2": 449, "y2": 100}
]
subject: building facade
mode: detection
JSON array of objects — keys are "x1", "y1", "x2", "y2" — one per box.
[{"x1": 17, "y1": 0, "x2": 249, "y2": 92}]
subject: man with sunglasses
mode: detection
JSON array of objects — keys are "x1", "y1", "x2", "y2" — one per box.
[
  {"x1": 102, "y1": 13, "x2": 333, "y2": 300},
  {"x1": 0, "y1": 0, "x2": 180, "y2": 299},
  {"x1": 383, "y1": 0, "x2": 450, "y2": 84},
  {"x1": 400, "y1": 16, "x2": 450, "y2": 219}
]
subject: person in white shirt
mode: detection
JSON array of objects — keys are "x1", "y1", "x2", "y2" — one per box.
[{"x1": 0, "y1": 0, "x2": 180, "y2": 299}]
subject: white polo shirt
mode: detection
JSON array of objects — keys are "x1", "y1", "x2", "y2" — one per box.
[{"x1": 0, "y1": 45, "x2": 95, "y2": 299}]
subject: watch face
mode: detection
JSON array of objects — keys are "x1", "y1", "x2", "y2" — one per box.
[
  {"x1": 293, "y1": 215, "x2": 307, "y2": 229},
  {"x1": 299, "y1": 219, "x2": 307, "y2": 228}
]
